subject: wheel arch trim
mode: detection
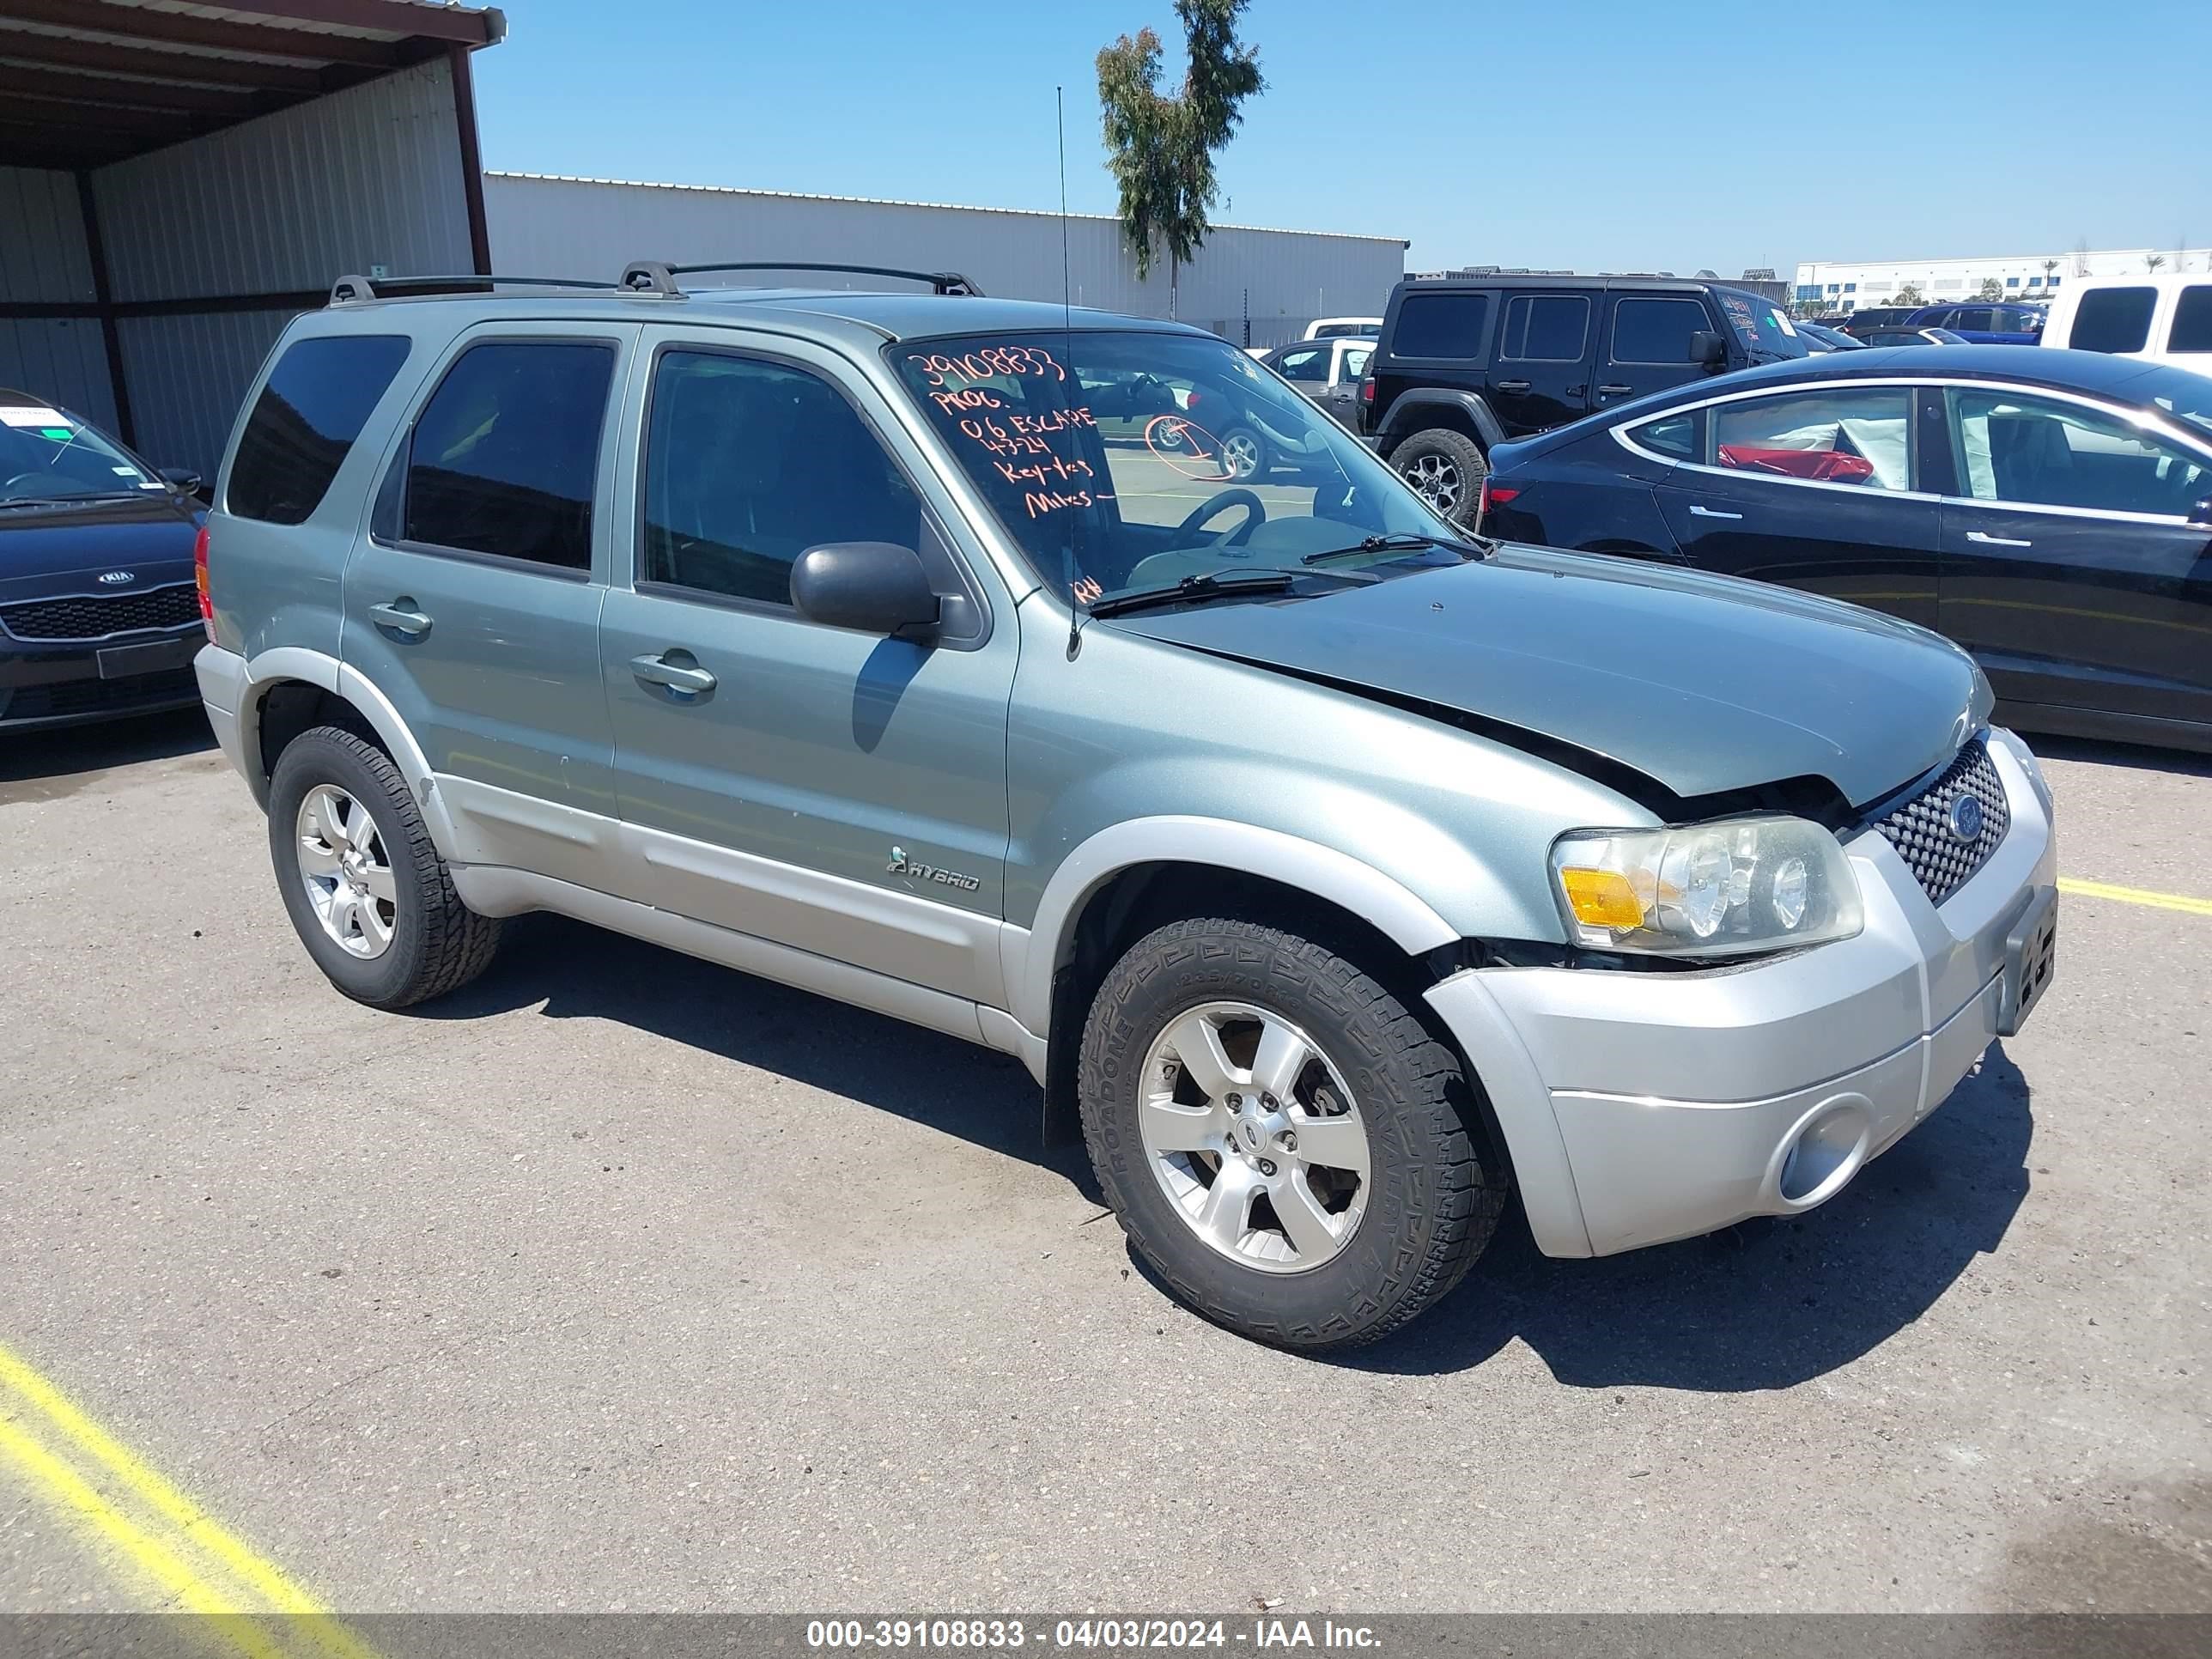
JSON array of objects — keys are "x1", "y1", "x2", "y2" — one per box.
[
  {"x1": 240, "y1": 647, "x2": 459, "y2": 855},
  {"x1": 1376, "y1": 390, "x2": 1505, "y2": 448},
  {"x1": 1006, "y1": 816, "x2": 1460, "y2": 1039}
]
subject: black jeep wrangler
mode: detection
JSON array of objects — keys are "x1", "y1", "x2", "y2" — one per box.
[{"x1": 1361, "y1": 275, "x2": 1809, "y2": 523}]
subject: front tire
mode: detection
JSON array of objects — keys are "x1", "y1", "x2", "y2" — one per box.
[
  {"x1": 1078, "y1": 917, "x2": 1506, "y2": 1350},
  {"x1": 266, "y1": 726, "x2": 501, "y2": 1009},
  {"x1": 1391, "y1": 427, "x2": 1487, "y2": 526}
]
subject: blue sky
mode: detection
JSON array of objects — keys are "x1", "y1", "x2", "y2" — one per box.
[{"x1": 476, "y1": 0, "x2": 2212, "y2": 276}]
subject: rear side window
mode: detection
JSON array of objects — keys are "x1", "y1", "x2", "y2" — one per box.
[
  {"x1": 228, "y1": 334, "x2": 410, "y2": 525},
  {"x1": 1626, "y1": 410, "x2": 1698, "y2": 459},
  {"x1": 401, "y1": 340, "x2": 616, "y2": 570},
  {"x1": 1499, "y1": 295, "x2": 1590, "y2": 362},
  {"x1": 2169, "y1": 286, "x2": 2212, "y2": 353},
  {"x1": 1610, "y1": 298, "x2": 1709, "y2": 365},
  {"x1": 1391, "y1": 292, "x2": 1491, "y2": 359},
  {"x1": 2069, "y1": 287, "x2": 2157, "y2": 354}
]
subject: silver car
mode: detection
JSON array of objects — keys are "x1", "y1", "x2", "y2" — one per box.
[{"x1": 192, "y1": 265, "x2": 2057, "y2": 1350}]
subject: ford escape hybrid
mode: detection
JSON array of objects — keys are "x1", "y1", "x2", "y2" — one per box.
[{"x1": 196, "y1": 266, "x2": 2058, "y2": 1351}]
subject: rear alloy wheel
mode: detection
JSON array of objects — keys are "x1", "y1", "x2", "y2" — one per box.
[
  {"x1": 1216, "y1": 424, "x2": 1267, "y2": 482},
  {"x1": 1390, "y1": 427, "x2": 1488, "y2": 526},
  {"x1": 1079, "y1": 917, "x2": 1506, "y2": 1350},
  {"x1": 267, "y1": 726, "x2": 501, "y2": 1010}
]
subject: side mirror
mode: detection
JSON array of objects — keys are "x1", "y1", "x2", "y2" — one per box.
[
  {"x1": 1688, "y1": 331, "x2": 1729, "y2": 370},
  {"x1": 790, "y1": 542, "x2": 941, "y2": 641},
  {"x1": 159, "y1": 466, "x2": 203, "y2": 493}
]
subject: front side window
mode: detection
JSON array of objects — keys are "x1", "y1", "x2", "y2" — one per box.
[
  {"x1": 228, "y1": 334, "x2": 410, "y2": 524},
  {"x1": 2168, "y1": 286, "x2": 2212, "y2": 354},
  {"x1": 893, "y1": 329, "x2": 1463, "y2": 607},
  {"x1": 2069, "y1": 287, "x2": 2157, "y2": 354},
  {"x1": 1273, "y1": 347, "x2": 1329, "y2": 384},
  {"x1": 1499, "y1": 295, "x2": 1590, "y2": 362},
  {"x1": 1610, "y1": 298, "x2": 1710, "y2": 366},
  {"x1": 1390, "y1": 292, "x2": 1491, "y2": 359},
  {"x1": 1710, "y1": 387, "x2": 1913, "y2": 489},
  {"x1": 641, "y1": 350, "x2": 921, "y2": 606},
  {"x1": 402, "y1": 340, "x2": 614, "y2": 569},
  {"x1": 1949, "y1": 389, "x2": 2211, "y2": 517}
]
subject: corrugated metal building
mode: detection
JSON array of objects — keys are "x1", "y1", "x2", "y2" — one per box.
[
  {"x1": 0, "y1": 0, "x2": 501, "y2": 477},
  {"x1": 487, "y1": 172, "x2": 1407, "y2": 350}
]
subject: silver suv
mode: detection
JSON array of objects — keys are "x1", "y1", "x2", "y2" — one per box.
[{"x1": 193, "y1": 265, "x2": 2059, "y2": 1350}]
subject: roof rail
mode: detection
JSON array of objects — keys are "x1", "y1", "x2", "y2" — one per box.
[
  {"x1": 327, "y1": 273, "x2": 617, "y2": 306},
  {"x1": 617, "y1": 260, "x2": 985, "y2": 298}
]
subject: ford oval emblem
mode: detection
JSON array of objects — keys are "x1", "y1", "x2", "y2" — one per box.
[
  {"x1": 96, "y1": 569, "x2": 136, "y2": 585},
  {"x1": 1948, "y1": 793, "x2": 1984, "y2": 845}
]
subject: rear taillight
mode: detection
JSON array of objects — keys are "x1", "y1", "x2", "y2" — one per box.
[
  {"x1": 1360, "y1": 378, "x2": 1376, "y2": 404},
  {"x1": 193, "y1": 522, "x2": 213, "y2": 641}
]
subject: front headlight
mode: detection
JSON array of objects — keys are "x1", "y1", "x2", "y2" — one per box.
[{"x1": 1548, "y1": 816, "x2": 1863, "y2": 960}]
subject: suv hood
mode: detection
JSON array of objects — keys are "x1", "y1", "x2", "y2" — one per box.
[{"x1": 1107, "y1": 546, "x2": 1984, "y2": 810}]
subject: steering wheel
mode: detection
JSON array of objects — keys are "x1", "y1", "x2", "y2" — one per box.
[{"x1": 1173, "y1": 488, "x2": 1267, "y2": 547}]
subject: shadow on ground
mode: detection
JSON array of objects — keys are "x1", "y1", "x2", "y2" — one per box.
[
  {"x1": 0, "y1": 706, "x2": 214, "y2": 799},
  {"x1": 2025, "y1": 732, "x2": 2212, "y2": 779},
  {"x1": 416, "y1": 915, "x2": 2033, "y2": 1393}
]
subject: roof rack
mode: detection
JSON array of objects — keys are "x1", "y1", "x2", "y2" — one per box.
[
  {"x1": 328, "y1": 273, "x2": 617, "y2": 306},
  {"x1": 617, "y1": 260, "x2": 985, "y2": 298}
]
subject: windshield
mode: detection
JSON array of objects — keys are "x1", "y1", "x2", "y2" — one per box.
[
  {"x1": 0, "y1": 403, "x2": 161, "y2": 503},
  {"x1": 891, "y1": 329, "x2": 1466, "y2": 606},
  {"x1": 1716, "y1": 290, "x2": 1809, "y2": 361}
]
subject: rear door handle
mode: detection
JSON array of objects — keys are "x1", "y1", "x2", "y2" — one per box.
[
  {"x1": 1597, "y1": 384, "x2": 1634, "y2": 396},
  {"x1": 1494, "y1": 380, "x2": 1532, "y2": 394},
  {"x1": 1687, "y1": 505, "x2": 1744, "y2": 520},
  {"x1": 629, "y1": 652, "x2": 717, "y2": 696},
  {"x1": 367, "y1": 599, "x2": 432, "y2": 638},
  {"x1": 1965, "y1": 530, "x2": 2033, "y2": 548}
]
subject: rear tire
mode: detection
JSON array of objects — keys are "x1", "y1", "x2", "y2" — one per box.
[
  {"x1": 266, "y1": 726, "x2": 501, "y2": 1009},
  {"x1": 1391, "y1": 427, "x2": 1487, "y2": 525},
  {"x1": 1216, "y1": 423, "x2": 1269, "y2": 482},
  {"x1": 1078, "y1": 917, "x2": 1505, "y2": 1350}
]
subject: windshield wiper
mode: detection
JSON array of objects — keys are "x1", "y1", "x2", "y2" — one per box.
[
  {"x1": 1085, "y1": 570, "x2": 1297, "y2": 619},
  {"x1": 1301, "y1": 532, "x2": 1491, "y2": 565},
  {"x1": 0, "y1": 495, "x2": 109, "y2": 510}
]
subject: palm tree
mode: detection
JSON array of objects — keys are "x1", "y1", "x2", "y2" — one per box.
[
  {"x1": 1097, "y1": 0, "x2": 1264, "y2": 316},
  {"x1": 2148, "y1": 253, "x2": 2167, "y2": 274}
]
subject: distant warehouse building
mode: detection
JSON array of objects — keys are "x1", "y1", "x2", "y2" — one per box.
[
  {"x1": 485, "y1": 172, "x2": 1408, "y2": 349},
  {"x1": 1796, "y1": 246, "x2": 2212, "y2": 311}
]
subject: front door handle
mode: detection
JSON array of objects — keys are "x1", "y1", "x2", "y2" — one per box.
[
  {"x1": 1687, "y1": 504, "x2": 1744, "y2": 520},
  {"x1": 630, "y1": 652, "x2": 717, "y2": 696},
  {"x1": 1597, "y1": 383, "x2": 1633, "y2": 397},
  {"x1": 1965, "y1": 530, "x2": 2033, "y2": 548},
  {"x1": 368, "y1": 599, "x2": 432, "y2": 638},
  {"x1": 1494, "y1": 379, "x2": 1533, "y2": 394}
]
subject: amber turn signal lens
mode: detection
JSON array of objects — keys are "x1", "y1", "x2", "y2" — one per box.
[{"x1": 1559, "y1": 866, "x2": 1645, "y2": 930}]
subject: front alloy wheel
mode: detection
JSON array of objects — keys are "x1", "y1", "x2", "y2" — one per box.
[{"x1": 1139, "y1": 1001, "x2": 1370, "y2": 1273}]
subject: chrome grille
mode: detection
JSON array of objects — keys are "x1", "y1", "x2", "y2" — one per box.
[
  {"x1": 1871, "y1": 739, "x2": 2009, "y2": 907},
  {"x1": 0, "y1": 583, "x2": 199, "y2": 641}
]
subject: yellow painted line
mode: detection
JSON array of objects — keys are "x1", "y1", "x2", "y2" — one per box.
[
  {"x1": 2059, "y1": 876, "x2": 2212, "y2": 917},
  {"x1": 0, "y1": 1340, "x2": 377, "y2": 1659}
]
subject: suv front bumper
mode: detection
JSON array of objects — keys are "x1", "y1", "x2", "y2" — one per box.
[{"x1": 1425, "y1": 729, "x2": 2057, "y2": 1259}]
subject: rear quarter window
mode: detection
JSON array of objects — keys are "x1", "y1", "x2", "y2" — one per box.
[
  {"x1": 227, "y1": 334, "x2": 411, "y2": 525},
  {"x1": 1389, "y1": 292, "x2": 1492, "y2": 360}
]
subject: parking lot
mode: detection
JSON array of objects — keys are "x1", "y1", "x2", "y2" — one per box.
[{"x1": 0, "y1": 712, "x2": 2205, "y2": 1617}]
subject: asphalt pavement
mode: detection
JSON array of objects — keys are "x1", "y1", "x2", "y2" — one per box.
[{"x1": 1, "y1": 709, "x2": 2206, "y2": 1615}]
